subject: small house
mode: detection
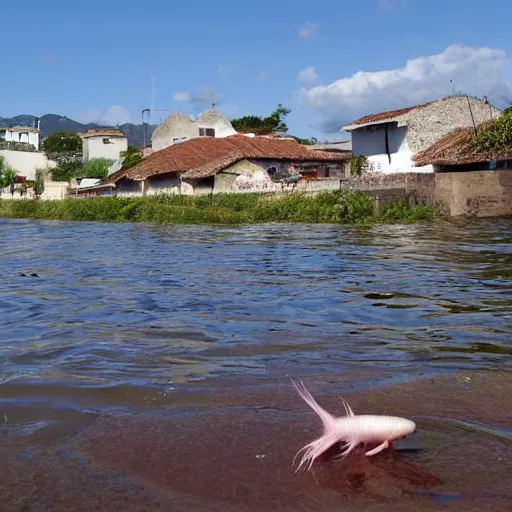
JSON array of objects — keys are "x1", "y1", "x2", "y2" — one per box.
[
  {"x1": 343, "y1": 96, "x2": 501, "y2": 174},
  {"x1": 80, "y1": 128, "x2": 128, "y2": 162},
  {"x1": 0, "y1": 125, "x2": 40, "y2": 151},
  {"x1": 101, "y1": 134, "x2": 349, "y2": 197}
]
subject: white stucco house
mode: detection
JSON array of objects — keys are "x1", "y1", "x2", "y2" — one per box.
[
  {"x1": 80, "y1": 128, "x2": 128, "y2": 162},
  {"x1": 0, "y1": 123, "x2": 57, "y2": 180},
  {"x1": 342, "y1": 96, "x2": 502, "y2": 174},
  {"x1": 0, "y1": 125, "x2": 40, "y2": 151},
  {"x1": 151, "y1": 110, "x2": 237, "y2": 151}
]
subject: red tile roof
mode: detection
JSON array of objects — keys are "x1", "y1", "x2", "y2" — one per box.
[
  {"x1": 80, "y1": 128, "x2": 126, "y2": 139},
  {"x1": 413, "y1": 121, "x2": 512, "y2": 166},
  {"x1": 107, "y1": 135, "x2": 348, "y2": 183},
  {"x1": 349, "y1": 105, "x2": 420, "y2": 126}
]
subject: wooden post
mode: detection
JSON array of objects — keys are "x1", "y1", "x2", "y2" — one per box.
[{"x1": 373, "y1": 194, "x2": 380, "y2": 216}]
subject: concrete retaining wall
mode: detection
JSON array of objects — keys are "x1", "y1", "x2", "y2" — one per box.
[{"x1": 434, "y1": 170, "x2": 512, "y2": 217}]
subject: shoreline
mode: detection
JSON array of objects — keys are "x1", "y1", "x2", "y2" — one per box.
[{"x1": 0, "y1": 190, "x2": 438, "y2": 225}]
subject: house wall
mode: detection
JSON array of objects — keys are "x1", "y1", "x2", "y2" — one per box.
[
  {"x1": 41, "y1": 181, "x2": 69, "y2": 200},
  {"x1": 83, "y1": 136, "x2": 128, "y2": 162},
  {"x1": 352, "y1": 126, "x2": 434, "y2": 174},
  {"x1": 151, "y1": 110, "x2": 237, "y2": 151},
  {"x1": 212, "y1": 159, "x2": 347, "y2": 193},
  {"x1": 0, "y1": 150, "x2": 56, "y2": 180},
  {"x1": 116, "y1": 177, "x2": 144, "y2": 197},
  {"x1": 215, "y1": 160, "x2": 277, "y2": 192},
  {"x1": 146, "y1": 174, "x2": 181, "y2": 195},
  {"x1": 434, "y1": 170, "x2": 512, "y2": 217},
  {"x1": 186, "y1": 177, "x2": 215, "y2": 196}
]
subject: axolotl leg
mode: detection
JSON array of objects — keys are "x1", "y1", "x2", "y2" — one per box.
[{"x1": 365, "y1": 440, "x2": 389, "y2": 457}]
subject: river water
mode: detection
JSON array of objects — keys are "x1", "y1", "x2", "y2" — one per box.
[{"x1": 1, "y1": 217, "x2": 511, "y2": 511}]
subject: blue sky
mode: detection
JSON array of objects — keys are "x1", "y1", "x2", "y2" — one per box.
[{"x1": 4, "y1": 0, "x2": 512, "y2": 138}]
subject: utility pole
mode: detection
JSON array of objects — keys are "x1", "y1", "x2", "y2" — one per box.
[{"x1": 142, "y1": 109, "x2": 150, "y2": 147}]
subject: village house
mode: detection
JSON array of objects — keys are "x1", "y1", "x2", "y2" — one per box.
[
  {"x1": 0, "y1": 125, "x2": 40, "y2": 150},
  {"x1": 151, "y1": 110, "x2": 237, "y2": 151},
  {"x1": 343, "y1": 96, "x2": 501, "y2": 174},
  {"x1": 80, "y1": 128, "x2": 128, "y2": 162},
  {"x1": 77, "y1": 134, "x2": 349, "y2": 197},
  {"x1": 0, "y1": 122, "x2": 56, "y2": 181}
]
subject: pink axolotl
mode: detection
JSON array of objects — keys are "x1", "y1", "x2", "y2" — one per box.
[{"x1": 292, "y1": 380, "x2": 416, "y2": 472}]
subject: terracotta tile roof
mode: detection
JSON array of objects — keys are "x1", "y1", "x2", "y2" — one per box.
[
  {"x1": 80, "y1": 128, "x2": 126, "y2": 139},
  {"x1": 107, "y1": 135, "x2": 348, "y2": 183},
  {"x1": 348, "y1": 105, "x2": 420, "y2": 127},
  {"x1": 413, "y1": 122, "x2": 512, "y2": 166}
]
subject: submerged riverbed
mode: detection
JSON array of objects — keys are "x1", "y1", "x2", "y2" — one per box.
[{"x1": 1, "y1": 218, "x2": 511, "y2": 511}]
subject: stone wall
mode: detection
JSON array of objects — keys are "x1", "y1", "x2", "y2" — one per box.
[
  {"x1": 350, "y1": 172, "x2": 435, "y2": 206},
  {"x1": 406, "y1": 97, "x2": 501, "y2": 154}
]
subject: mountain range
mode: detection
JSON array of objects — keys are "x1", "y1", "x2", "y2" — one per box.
[{"x1": 0, "y1": 114, "x2": 157, "y2": 148}]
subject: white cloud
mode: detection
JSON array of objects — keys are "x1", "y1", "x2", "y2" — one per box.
[
  {"x1": 173, "y1": 91, "x2": 191, "y2": 102},
  {"x1": 102, "y1": 105, "x2": 133, "y2": 125},
  {"x1": 259, "y1": 71, "x2": 270, "y2": 81},
  {"x1": 78, "y1": 105, "x2": 133, "y2": 126},
  {"x1": 218, "y1": 63, "x2": 241, "y2": 76},
  {"x1": 296, "y1": 44, "x2": 512, "y2": 132},
  {"x1": 191, "y1": 86, "x2": 222, "y2": 106},
  {"x1": 298, "y1": 66, "x2": 319, "y2": 86},
  {"x1": 298, "y1": 22, "x2": 319, "y2": 40}
]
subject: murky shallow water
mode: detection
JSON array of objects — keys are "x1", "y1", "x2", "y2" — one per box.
[{"x1": 0, "y1": 218, "x2": 511, "y2": 511}]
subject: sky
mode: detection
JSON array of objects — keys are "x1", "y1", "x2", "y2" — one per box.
[{"x1": 4, "y1": 0, "x2": 512, "y2": 139}]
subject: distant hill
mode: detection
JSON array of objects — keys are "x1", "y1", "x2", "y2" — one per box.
[{"x1": 0, "y1": 114, "x2": 157, "y2": 148}]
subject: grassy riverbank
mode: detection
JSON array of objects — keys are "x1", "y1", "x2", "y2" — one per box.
[{"x1": 0, "y1": 191, "x2": 437, "y2": 225}]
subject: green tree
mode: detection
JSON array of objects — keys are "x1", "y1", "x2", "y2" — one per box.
[
  {"x1": 292, "y1": 136, "x2": 319, "y2": 146},
  {"x1": 34, "y1": 168, "x2": 46, "y2": 197},
  {"x1": 0, "y1": 155, "x2": 17, "y2": 192},
  {"x1": 82, "y1": 158, "x2": 112, "y2": 179},
  {"x1": 231, "y1": 104, "x2": 292, "y2": 134},
  {"x1": 469, "y1": 106, "x2": 512, "y2": 153},
  {"x1": 121, "y1": 146, "x2": 142, "y2": 170},
  {"x1": 42, "y1": 132, "x2": 83, "y2": 181}
]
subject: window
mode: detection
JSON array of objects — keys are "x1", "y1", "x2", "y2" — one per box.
[
  {"x1": 103, "y1": 138, "x2": 112, "y2": 144},
  {"x1": 199, "y1": 127, "x2": 215, "y2": 137},
  {"x1": 324, "y1": 167, "x2": 330, "y2": 178}
]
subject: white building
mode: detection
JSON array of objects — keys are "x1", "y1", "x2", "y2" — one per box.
[
  {"x1": 343, "y1": 96, "x2": 501, "y2": 174},
  {"x1": 151, "y1": 110, "x2": 237, "y2": 151},
  {"x1": 80, "y1": 128, "x2": 128, "y2": 162},
  {"x1": 0, "y1": 123, "x2": 57, "y2": 180},
  {"x1": 0, "y1": 126, "x2": 40, "y2": 151}
]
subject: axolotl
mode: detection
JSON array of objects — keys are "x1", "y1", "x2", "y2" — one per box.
[{"x1": 292, "y1": 380, "x2": 416, "y2": 472}]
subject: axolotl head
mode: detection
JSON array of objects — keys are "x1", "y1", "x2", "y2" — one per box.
[{"x1": 385, "y1": 416, "x2": 417, "y2": 441}]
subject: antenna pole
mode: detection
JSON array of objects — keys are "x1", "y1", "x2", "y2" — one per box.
[{"x1": 150, "y1": 71, "x2": 156, "y2": 116}]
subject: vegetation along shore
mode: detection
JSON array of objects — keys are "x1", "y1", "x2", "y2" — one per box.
[{"x1": 0, "y1": 191, "x2": 437, "y2": 225}]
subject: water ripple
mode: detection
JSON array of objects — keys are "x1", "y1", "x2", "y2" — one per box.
[{"x1": 0, "y1": 217, "x2": 511, "y2": 388}]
